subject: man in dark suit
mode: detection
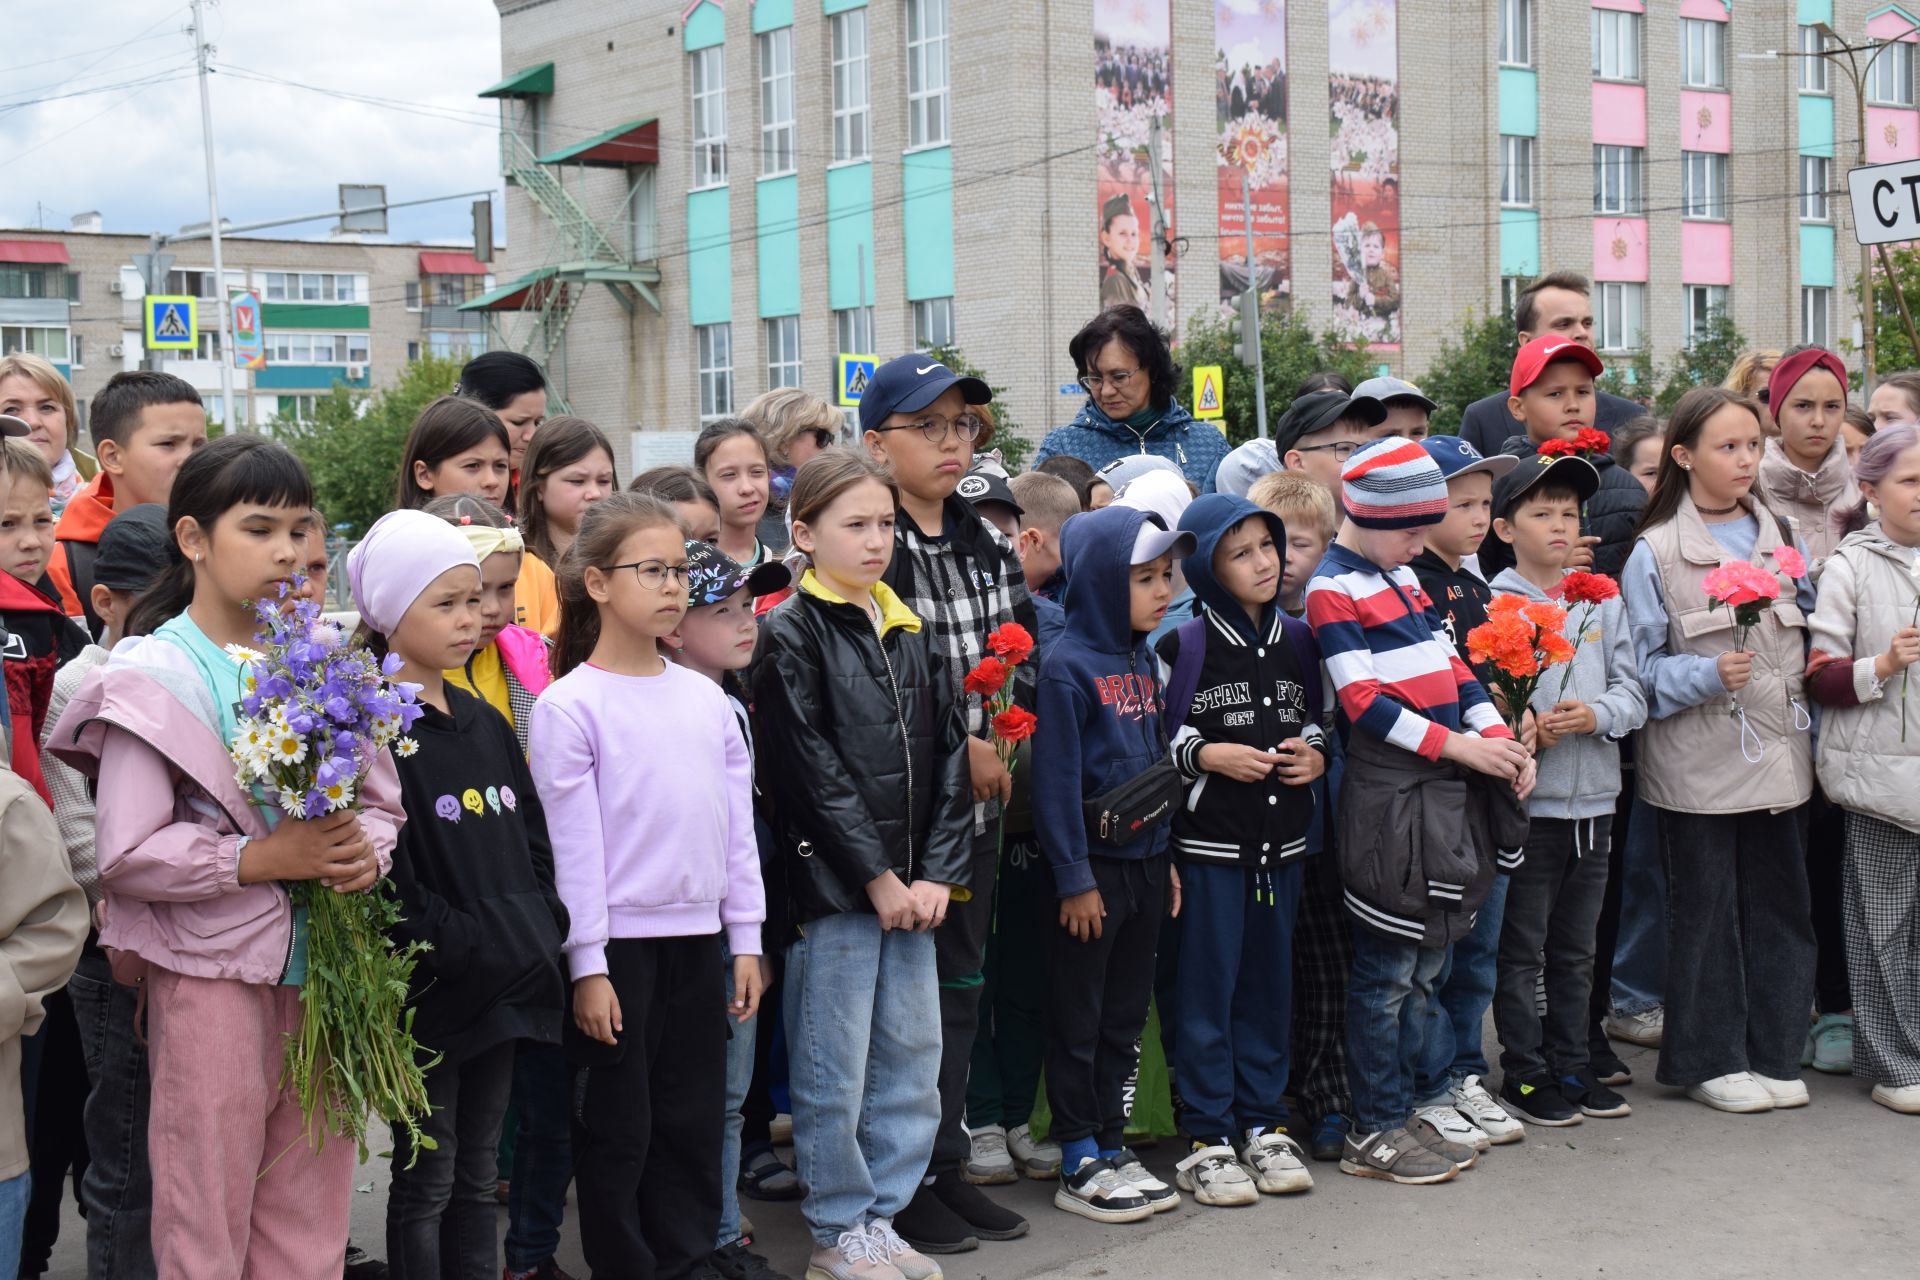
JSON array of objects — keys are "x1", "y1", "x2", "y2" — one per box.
[{"x1": 1458, "y1": 271, "x2": 1642, "y2": 454}]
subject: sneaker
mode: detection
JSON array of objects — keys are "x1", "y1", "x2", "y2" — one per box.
[
  {"x1": 1499, "y1": 1076, "x2": 1582, "y2": 1127},
  {"x1": 1751, "y1": 1073, "x2": 1810, "y2": 1109},
  {"x1": 1338, "y1": 1127, "x2": 1458, "y2": 1184},
  {"x1": 1872, "y1": 1082, "x2": 1920, "y2": 1113},
  {"x1": 1590, "y1": 1046, "x2": 1633, "y2": 1088},
  {"x1": 771, "y1": 1113, "x2": 795, "y2": 1147},
  {"x1": 1807, "y1": 1013, "x2": 1854, "y2": 1075},
  {"x1": 1006, "y1": 1123, "x2": 1062, "y2": 1180},
  {"x1": 1309, "y1": 1112, "x2": 1351, "y2": 1162},
  {"x1": 504, "y1": 1264, "x2": 578, "y2": 1280},
  {"x1": 1604, "y1": 1007, "x2": 1664, "y2": 1048},
  {"x1": 866, "y1": 1222, "x2": 943, "y2": 1280},
  {"x1": 804, "y1": 1229, "x2": 904, "y2": 1280},
  {"x1": 891, "y1": 1183, "x2": 978, "y2": 1255},
  {"x1": 929, "y1": 1168, "x2": 1028, "y2": 1241},
  {"x1": 740, "y1": 1147, "x2": 804, "y2": 1201},
  {"x1": 1237, "y1": 1129, "x2": 1313, "y2": 1194},
  {"x1": 963, "y1": 1125, "x2": 1017, "y2": 1186},
  {"x1": 1559, "y1": 1069, "x2": 1631, "y2": 1118},
  {"x1": 712, "y1": 1239, "x2": 794, "y2": 1280},
  {"x1": 1449, "y1": 1076, "x2": 1524, "y2": 1146},
  {"x1": 1413, "y1": 1103, "x2": 1490, "y2": 1153},
  {"x1": 1111, "y1": 1147, "x2": 1180, "y2": 1213},
  {"x1": 1685, "y1": 1072, "x2": 1774, "y2": 1114},
  {"x1": 344, "y1": 1245, "x2": 388, "y2": 1280},
  {"x1": 1173, "y1": 1143, "x2": 1258, "y2": 1207},
  {"x1": 1406, "y1": 1113, "x2": 1478, "y2": 1169},
  {"x1": 1054, "y1": 1156, "x2": 1155, "y2": 1223}
]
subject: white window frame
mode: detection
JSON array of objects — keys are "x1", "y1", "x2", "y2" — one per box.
[
  {"x1": 265, "y1": 331, "x2": 370, "y2": 366},
  {"x1": 835, "y1": 305, "x2": 874, "y2": 357},
  {"x1": 759, "y1": 27, "x2": 796, "y2": 177},
  {"x1": 907, "y1": 0, "x2": 950, "y2": 149},
  {"x1": 1499, "y1": 135, "x2": 1534, "y2": 208},
  {"x1": 628, "y1": 166, "x2": 658, "y2": 261},
  {"x1": 404, "y1": 281, "x2": 421, "y2": 310},
  {"x1": 1871, "y1": 40, "x2": 1916, "y2": 107},
  {"x1": 1803, "y1": 286, "x2": 1831, "y2": 347},
  {"x1": 1500, "y1": 276, "x2": 1525, "y2": 321},
  {"x1": 1498, "y1": 0, "x2": 1531, "y2": 67},
  {"x1": 1591, "y1": 9, "x2": 1642, "y2": 82},
  {"x1": 1593, "y1": 144, "x2": 1644, "y2": 215},
  {"x1": 831, "y1": 9, "x2": 871, "y2": 164},
  {"x1": 698, "y1": 322, "x2": 734, "y2": 419},
  {"x1": 1799, "y1": 25, "x2": 1831, "y2": 93},
  {"x1": 912, "y1": 297, "x2": 954, "y2": 351},
  {"x1": 765, "y1": 315, "x2": 802, "y2": 389},
  {"x1": 1800, "y1": 154, "x2": 1830, "y2": 221},
  {"x1": 1679, "y1": 18, "x2": 1726, "y2": 90},
  {"x1": 1597, "y1": 282, "x2": 1645, "y2": 353},
  {"x1": 1684, "y1": 285, "x2": 1728, "y2": 346},
  {"x1": 0, "y1": 325, "x2": 70, "y2": 361},
  {"x1": 261, "y1": 271, "x2": 363, "y2": 304},
  {"x1": 690, "y1": 45, "x2": 729, "y2": 189},
  {"x1": 1681, "y1": 151, "x2": 1727, "y2": 220}
]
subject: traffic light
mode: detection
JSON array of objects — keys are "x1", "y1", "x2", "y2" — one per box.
[{"x1": 1230, "y1": 287, "x2": 1261, "y2": 365}]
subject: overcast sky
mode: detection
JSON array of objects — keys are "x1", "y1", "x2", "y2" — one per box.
[{"x1": 1, "y1": 0, "x2": 503, "y2": 245}]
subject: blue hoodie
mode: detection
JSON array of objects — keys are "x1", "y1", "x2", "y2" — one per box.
[
  {"x1": 1034, "y1": 504, "x2": 1175, "y2": 898},
  {"x1": 1034, "y1": 397, "x2": 1228, "y2": 493}
]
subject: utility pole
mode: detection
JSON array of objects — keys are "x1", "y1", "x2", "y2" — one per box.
[
  {"x1": 189, "y1": 0, "x2": 237, "y2": 430},
  {"x1": 1242, "y1": 172, "x2": 1268, "y2": 440},
  {"x1": 1147, "y1": 114, "x2": 1168, "y2": 329}
]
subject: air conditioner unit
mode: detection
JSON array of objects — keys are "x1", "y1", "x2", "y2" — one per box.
[
  {"x1": 108, "y1": 279, "x2": 124, "y2": 294},
  {"x1": 106, "y1": 343, "x2": 125, "y2": 358},
  {"x1": 346, "y1": 363, "x2": 367, "y2": 379}
]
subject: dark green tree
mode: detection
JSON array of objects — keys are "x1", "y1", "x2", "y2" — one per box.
[
  {"x1": 1651, "y1": 312, "x2": 1748, "y2": 414},
  {"x1": 1176, "y1": 311, "x2": 1374, "y2": 446},
  {"x1": 1416, "y1": 306, "x2": 1518, "y2": 438},
  {"x1": 1867, "y1": 243, "x2": 1920, "y2": 374}
]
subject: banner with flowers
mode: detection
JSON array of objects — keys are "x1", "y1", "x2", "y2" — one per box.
[
  {"x1": 1328, "y1": 0, "x2": 1401, "y2": 350},
  {"x1": 1215, "y1": 0, "x2": 1290, "y2": 312},
  {"x1": 1096, "y1": 0, "x2": 1175, "y2": 320}
]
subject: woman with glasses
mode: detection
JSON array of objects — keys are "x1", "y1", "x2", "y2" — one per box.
[
  {"x1": 1035, "y1": 305, "x2": 1231, "y2": 492},
  {"x1": 741, "y1": 387, "x2": 844, "y2": 555}
]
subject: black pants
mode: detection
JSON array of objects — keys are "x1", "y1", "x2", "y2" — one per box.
[
  {"x1": 1655, "y1": 806, "x2": 1816, "y2": 1087},
  {"x1": 572, "y1": 934, "x2": 726, "y2": 1280},
  {"x1": 1045, "y1": 855, "x2": 1167, "y2": 1149},
  {"x1": 1289, "y1": 853, "x2": 1353, "y2": 1122},
  {"x1": 387, "y1": 1039, "x2": 515, "y2": 1280},
  {"x1": 1808, "y1": 789, "x2": 1853, "y2": 1015},
  {"x1": 1586, "y1": 771, "x2": 1634, "y2": 1060},
  {"x1": 1496, "y1": 817, "x2": 1611, "y2": 1081},
  {"x1": 20, "y1": 988, "x2": 87, "y2": 1276},
  {"x1": 929, "y1": 835, "x2": 997, "y2": 1175}
]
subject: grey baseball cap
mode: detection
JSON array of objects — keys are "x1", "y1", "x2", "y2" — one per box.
[
  {"x1": 1353, "y1": 376, "x2": 1437, "y2": 412},
  {"x1": 1214, "y1": 437, "x2": 1281, "y2": 497}
]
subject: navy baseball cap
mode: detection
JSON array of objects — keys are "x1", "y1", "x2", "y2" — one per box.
[
  {"x1": 1420, "y1": 435, "x2": 1518, "y2": 484},
  {"x1": 858, "y1": 355, "x2": 992, "y2": 435}
]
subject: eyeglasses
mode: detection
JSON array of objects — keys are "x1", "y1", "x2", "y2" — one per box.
[
  {"x1": 605, "y1": 560, "x2": 690, "y2": 592},
  {"x1": 872, "y1": 413, "x2": 986, "y2": 445},
  {"x1": 1079, "y1": 367, "x2": 1142, "y2": 395},
  {"x1": 1294, "y1": 440, "x2": 1363, "y2": 462}
]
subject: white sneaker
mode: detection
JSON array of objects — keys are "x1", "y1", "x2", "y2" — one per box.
[
  {"x1": 805, "y1": 1228, "x2": 905, "y2": 1280},
  {"x1": 963, "y1": 1124, "x2": 1016, "y2": 1185},
  {"x1": 1006, "y1": 1123, "x2": 1062, "y2": 1180},
  {"x1": 1449, "y1": 1075, "x2": 1525, "y2": 1146},
  {"x1": 1750, "y1": 1073, "x2": 1810, "y2": 1109},
  {"x1": 1173, "y1": 1144, "x2": 1258, "y2": 1207},
  {"x1": 1685, "y1": 1072, "x2": 1774, "y2": 1113},
  {"x1": 1604, "y1": 1007, "x2": 1665, "y2": 1048},
  {"x1": 1872, "y1": 1082, "x2": 1920, "y2": 1113},
  {"x1": 866, "y1": 1221, "x2": 942, "y2": 1280},
  {"x1": 1236, "y1": 1130, "x2": 1313, "y2": 1194},
  {"x1": 1414, "y1": 1103, "x2": 1491, "y2": 1153},
  {"x1": 1112, "y1": 1147, "x2": 1180, "y2": 1213}
]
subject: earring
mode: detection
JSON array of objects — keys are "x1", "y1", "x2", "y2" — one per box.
[{"x1": 1682, "y1": 463, "x2": 1692, "y2": 471}]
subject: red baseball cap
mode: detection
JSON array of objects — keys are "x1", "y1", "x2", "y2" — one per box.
[{"x1": 1509, "y1": 334, "x2": 1606, "y2": 398}]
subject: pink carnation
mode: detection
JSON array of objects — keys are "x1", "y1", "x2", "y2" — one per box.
[
  {"x1": 1771, "y1": 545, "x2": 1807, "y2": 580},
  {"x1": 1701, "y1": 560, "x2": 1782, "y2": 609}
]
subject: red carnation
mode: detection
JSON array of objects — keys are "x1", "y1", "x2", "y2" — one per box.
[
  {"x1": 963, "y1": 657, "x2": 1009, "y2": 697},
  {"x1": 992, "y1": 705, "x2": 1038, "y2": 743},
  {"x1": 986, "y1": 622, "x2": 1035, "y2": 665},
  {"x1": 1574, "y1": 427, "x2": 1612, "y2": 455},
  {"x1": 1536, "y1": 438, "x2": 1577, "y2": 457},
  {"x1": 1560, "y1": 571, "x2": 1620, "y2": 606}
]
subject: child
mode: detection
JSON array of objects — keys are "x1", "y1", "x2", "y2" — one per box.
[
  {"x1": 1481, "y1": 335, "x2": 1644, "y2": 580},
  {"x1": 1155, "y1": 493, "x2": 1325, "y2": 1205},
  {"x1": 1248, "y1": 472, "x2": 1336, "y2": 618},
  {"x1": 632, "y1": 464, "x2": 724, "y2": 546},
  {"x1": 49, "y1": 370, "x2": 207, "y2": 634},
  {"x1": 1034, "y1": 456, "x2": 1097, "y2": 512},
  {"x1": 530, "y1": 492, "x2": 764, "y2": 1279},
  {"x1": 346, "y1": 510, "x2": 567, "y2": 1280},
  {"x1": 1843, "y1": 406, "x2": 1876, "y2": 471},
  {"x1": 0, "y1": 439, "x2": 89, "y2": 801},
  {"x1": 750, "y1": 450, "x2": 969, "y2": 1280},
  {"x1": 517, "y1": 416, "x2": 619, "y2": 635},
  {"x1": 862, "y1": 354, "x2": 1035, "y2": 1251},
  {"x1": 697, "y1": 419, "x2": 775, "y2": 569},
  {"x1": 1034, "y1": 502, "x2": 1193, "y2": 1223},
  {"x1": 46, "y1": 434, "x2": 405, "y2": 1277},
  {"x1": 422, "y1": 495, "x2": 549, "y2": 754},
  {"x1": 395, "y1": 396, "x2": 513, "y2": 511},
  {"x1": 1867, "y1": 371, "x2": 1920, "y2": 433},
  {"x1": 665, "y1": 539, "x2": 791, "y2": 1280},
  {"x1": 1611, "y1": 417, "x2": 1664, "y2": 494},
  {"x1": 1009, "y1": 471, "x2": 1075, "y2": 640},
  {"x1": 1487, "y1": 456, "x2": 1647, "y2": 1126},
  {"x1": 456, "y1": 350, "x2": 547, "y2": 495},
  {"x1": 740, "y1": 386, "x2": 843, "y2": 554},
  {"x1": 1354, "y1": 376, "x2": 1436, "y2": 441},
  {"x1": 1622, "y1": 386, "x2": 1816, "y2": 1114},
  {"x1": 297, "y1": 509, "x2": 333, "y2": 609},
  {"x1": 1304, "y1": 439, "x2": 1533, "y2": 1185},
  {"x1": 1273, "y1": 389, "x2": 1386, "y2": 499},
  {"x1": 1807, "y1": 423, "x2": 1920, "y2": 1114},
  {"x1": 1757, "y1": 346, "x2": 1856, "y2": 575},
  {"x1": 39, "y1": 504, "x2": 169, "y2": 1278}
]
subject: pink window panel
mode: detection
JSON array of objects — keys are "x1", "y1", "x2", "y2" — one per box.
[
  {"x1": 1592, "y1": 83, "x2": 1647, "y2": 147},
  {"x1": 1867, "y1": 11, "x2": 1920, "y2": 40},
  {"x1": 1679, "y1": 90, "x2": 1730, "y2": 153},
  {"x1": 1680, "y1": 222, "x2": 1733, "y2": 286},
  {"x1": 1593, "y1": 219, "x2": 1649, "y2": 282},
  {"x1": 1591, "y1": 0, "x2": 1644, "y2": 12},
  {"x1": 1677, "y1": 0, "x2": 1727, "y2": 20},
  {"x1": 1868, "y1": 107, "x2": 1920, "y2": 163}
]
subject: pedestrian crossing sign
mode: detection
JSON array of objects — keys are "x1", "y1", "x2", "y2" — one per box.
[
  {"x1": 1192, "y1": 365, "x2": 1225, "y2": 420},
  {"x1": 837, "y1": 353, "x2": 877, "y2": 408},
  {"x1": 144, "y1": 295, "x2": 197, "y2": 350}
]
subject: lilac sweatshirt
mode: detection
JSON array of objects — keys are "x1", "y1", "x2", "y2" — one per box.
[{"x1": 530, "y1": 661, "x2": 764, "y2": 980}]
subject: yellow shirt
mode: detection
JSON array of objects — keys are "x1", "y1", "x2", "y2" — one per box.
[
  {"x1": 447, "y1": 643, "x2": 513, "y2": 728},
  {"x1": 515, "y1": 552, "x2": 561, "y2": 637}
]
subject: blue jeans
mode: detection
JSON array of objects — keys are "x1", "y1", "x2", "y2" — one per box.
[
  {"x1": 1609, "y1": 795, "x2": 1667, "y2": 1015},
  {"x1": 784, "y1": 914, "x2": 940, "y2": 1246},
  {"x1": 1345, "y1": 928, "x2": 1450, "y2": 1135},
  {"x1": 501, "y1": 1041, "x2": 573, "y2": 1272},
  {"x1": 1421, "y1": 874, "x2": 1509, "y2": 1097},
  {"x1": 0, "y1": 1172, "x2": 27, "y2": 1278},
  {"x1": 69, "y1": 950, "x2": 157, "y2": 1280},
  {"x1": 718, "y1": 949, "x2": 759, "y2": 1248}
]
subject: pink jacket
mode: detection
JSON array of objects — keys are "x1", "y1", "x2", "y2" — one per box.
[
  {"x1": 46, "y1": 636, "x2": 403, "y2": 985},
  {"x1": 494, "y1": 623, "x2": 552, "y2": 697}
]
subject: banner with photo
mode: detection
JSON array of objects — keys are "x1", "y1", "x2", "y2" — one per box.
[
  {"x1": 1096, "y1": 0, "x2": 1175, "y2": 323},
  {"x1": 1216, "y1": 0, "x2": 1289, "y2": 312},
  {"x1": 1328, "y1": 0, "x2": 1401, "y2": 349}
]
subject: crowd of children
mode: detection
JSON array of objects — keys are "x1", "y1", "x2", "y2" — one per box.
[{"x1": 0, "y1": 291, "x2": 1917, "y2": 1280}]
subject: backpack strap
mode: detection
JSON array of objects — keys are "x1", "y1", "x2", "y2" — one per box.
[
  {"x1": 1160, "y1": 615, "x2": 1210, "y2": 738},
  {"x1": 1276, "y1": 613, "x2": 1323, "y2": 729},
  {"x1": 65, "y1": 539, "x2": 103, "y2": 639}
]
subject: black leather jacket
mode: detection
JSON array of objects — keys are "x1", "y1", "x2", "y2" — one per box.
[{"x1": 750, "y1": 582, "x2": 972, "y2": 931}]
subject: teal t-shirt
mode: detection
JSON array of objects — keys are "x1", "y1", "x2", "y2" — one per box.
[{"x1": 155, "y1": 614, "x2": 308, "y2": 986}]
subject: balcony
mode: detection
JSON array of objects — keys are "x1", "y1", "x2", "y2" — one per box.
[{"x1": 421, "y1": 303, "x2": 485, "y2": 331}]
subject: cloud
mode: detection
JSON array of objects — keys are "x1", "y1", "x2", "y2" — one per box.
[{"x1": 0, "y1": 0, "x2": 501, "y2": 244}]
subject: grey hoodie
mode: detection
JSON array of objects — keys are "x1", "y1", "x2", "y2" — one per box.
[{"x1": 1488, "y1": 569, "x2": 1648, "y2": 820}]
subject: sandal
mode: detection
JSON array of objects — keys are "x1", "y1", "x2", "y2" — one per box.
[{"x1": 738, "y1": 1146, "x2": 803, "y2": 1201}]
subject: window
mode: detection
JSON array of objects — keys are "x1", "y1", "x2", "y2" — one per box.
[
  {"x1": 1680, "y1": 19, "x2": 1725, "y2": 89},
  {"x1": 0, "y1": 265, "x2": 65, "y2": 299},
  {"x1": 428, "y1": 275, "x2": 469, "y2": 307},
  {"x1": 277, "y1": 394, "x2": 319, "y2": 422},
  {"x1": 262, "y1": 272, "x2": 363, "y2": 303},
  {"x1": 65, "y1": 272, "x2": 80, "y2": 303},
  {"x1": 1870, "y1": 40, "x2": 1915, "y2": 107},
  {"x1": 834, "y1": 305, "x2": 874, "y2": 356},
  {"x1": 628, "y1": 166, "x2": 657, "y2": 261},
  {"x1": 1802, "y1": 286, "x2": 1830, "y2": 347},
  {"x1": 1498, "y1": 0, "x2": 1530, "y2": 66},
  {"x1": 404, "y1": 281, "x2": 421, "y2": 310},
  {"x1": 69, "y1": 334, "x2": 82, "y2": 367},
  {"x1": 1500, "y1": 135, "x2": 1533, "y2": 207},
  {"x1": 407, "y1": 341, "x2": 421, "y2": 362},
  {"x1": 0, "y1": 326, "x2": 67, "y2": 359},
  {"x1": 1592, "y1": 144, "x2": 1644, "y2": 215},
  {"x1": 907, "y1": 0, "x2": 950, "y2": 148},
  {"x1": 913, "y1": 297, "x2": 954, "y2": 350},
  {"x1": 164, "y1": 330, "x2": 223, "y2": 362},
  {"x1": 1799, "y1": 25, "x2": 1830, "y2": 92},
  {"x1": 831, "y1": 10, "x2": 871, "y2": 163},
  {"x1": 1681, "y1": 152, "x2": 1727, "y2": 219},
  {"x1": 759, "y1": 27, "x2": 796, "y2": 176},
  {"x1": 1597, "y1": 282, "x2": 1645, "y2": 353},
  {"x1": 1685, "y1": 285, "x2": 1727, "y2": 345},
  {"x1": 427, "y1": 330, "x2": 486, "y2": 360},
  {"x1": 690, "y1": 45, "x2": 728, "y2": 188},
  {"x1": 1800, "y1": 154, "x2": 1830, "y2": 220},
  {"x1": 766, "y1": 316, "x2": 802, "y2": 389},
  {"x1": 265, "y1": 332, "x2": 370, "y2": 365},
  {"x1": 1591, "y1": 9, "x2": 1642, "y2": 82},
  {"x1": 698, "y1": 323, "x2": 734, "y2": 418},
  {"x1": 1500, "y1": 276, "x2": 1525, "y2": 320}
]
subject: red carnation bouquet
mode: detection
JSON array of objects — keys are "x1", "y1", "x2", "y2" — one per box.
[
  {"x1": 1555, "y1": 571, "x2": 1620, "y2": 695},
  {"x1": 963, "y1": 624, "x2": 1039, "y2": 842},
  {"x1": 1466, "y1": 594, "x2": 1576, "y2": 735},
  {"x1": 1536, "y1": 427, "x2": 1612, "y2": 460}
]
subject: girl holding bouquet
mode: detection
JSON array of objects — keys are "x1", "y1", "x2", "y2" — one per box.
[
  {"x1": 47, "y1": 436, "x2": 406, "y2": 1279},
  {"x1": 1622, "y1": 387, "x2": 1818, "y2": 1116}
]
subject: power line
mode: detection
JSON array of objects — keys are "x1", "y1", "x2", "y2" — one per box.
[
  {"x1": 0, "y1": 65, "x2": 198, "y2": 114},
  {"x1": 0, "y1": 79, "x2": 189, "y2": 172}
]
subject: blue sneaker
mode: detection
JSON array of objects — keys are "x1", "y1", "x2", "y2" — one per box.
[
  {"x1": 1807, "y1": 1013, "x2": 1854, "y2": 1074},
  {"x1": 1309, "y1": 1113, "x2": 1351, "y2": 1162}
]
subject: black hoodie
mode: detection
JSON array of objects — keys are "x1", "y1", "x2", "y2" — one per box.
[{"x1": 1479, "y1": 434, "x2": 1647, "y2": 581}]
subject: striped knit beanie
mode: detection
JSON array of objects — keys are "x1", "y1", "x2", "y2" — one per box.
[{"x1": 1340, "y1": 438, "x2": 1450, "y2": 530}]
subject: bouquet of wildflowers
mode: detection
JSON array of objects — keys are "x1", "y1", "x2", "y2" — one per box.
[{"x1": 227, "y1": 582, "x2": 436, "y2": 1164}]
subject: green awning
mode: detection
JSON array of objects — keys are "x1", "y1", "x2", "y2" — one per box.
[
  {"x1": 538, "y1": 118, "x2": 659, "y2": 168},
  {"x1": 478, "y1": 62, "x2": 554, "y2": 99},
  {"x1": 458, "y1": 267, "x2": 558, "y2": 311}
]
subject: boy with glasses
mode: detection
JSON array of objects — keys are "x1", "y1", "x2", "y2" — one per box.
[{"x1": 1274, "y1": 390, "x2": 1387, "y2": 503}]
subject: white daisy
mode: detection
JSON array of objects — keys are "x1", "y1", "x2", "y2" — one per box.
[
  {"x1": 269, "y1": 731, "x2": 308, "y2": 767},
  {"x1": 321, "y1": 779, "x2": 354, "y2": 812},
  {"x1": 394, "y1": 738, "x2": 419, "y2": 758},
  {"x1": 223, "y1": 643, "x2": 264, "y2": 665},
  {"x1": 277, "y1": 787, "x2": 308, "y2": 819}
]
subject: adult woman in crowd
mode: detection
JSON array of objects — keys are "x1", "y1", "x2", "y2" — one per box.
[
  {"x1": 458, "y1": 351, "x2": 548, "y2": 496},
  {"x1": 0, "y1": 353, "x2": 95, "y2": 515},
  {"x1": 1723, "y1": 349, "x2": 1781, "y2": 434}
]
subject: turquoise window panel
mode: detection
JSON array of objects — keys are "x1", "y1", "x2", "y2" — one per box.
[
  {"x1": 1799, "y1": 94, "x2": 1834, "y2": 158},
  {"x1": 684, "y1": 2, "x2": 724, "y2": 51},
  {"x1": 688, "y1": 187, "x2": 733, "y2": 325},
  {"x1": 1798, "y1": 0, "x2": 1833, "y2": 21},
  {"x1": 902, "y1": 147, "x2": 955, "y2": 302},
  {"x1": 827, "y1": 162, "x2": 875, "y2": 311},
  {"x1": 1801, "y1": 223, "x2": 1836, "y2": 288},
  {"x1": 757, "y1": 176, "x2": 801, "y2": 317},
  {"x1": 754, "y1": 0, "x2": 793, "y2": 32},
  {"x1": 1500, "y1": 209, "x2": 1541, "y2": 278},
  {"x1": 823, "y1": 0, "x2": 868, "y2": 13},
  {"x1": 1498, "y1": 68, "x2": 1538, "y2": 138}
]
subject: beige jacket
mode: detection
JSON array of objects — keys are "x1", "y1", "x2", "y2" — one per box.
[{"x1": 1756, "y1": 435, "x2": 1859, "y2": 577}]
